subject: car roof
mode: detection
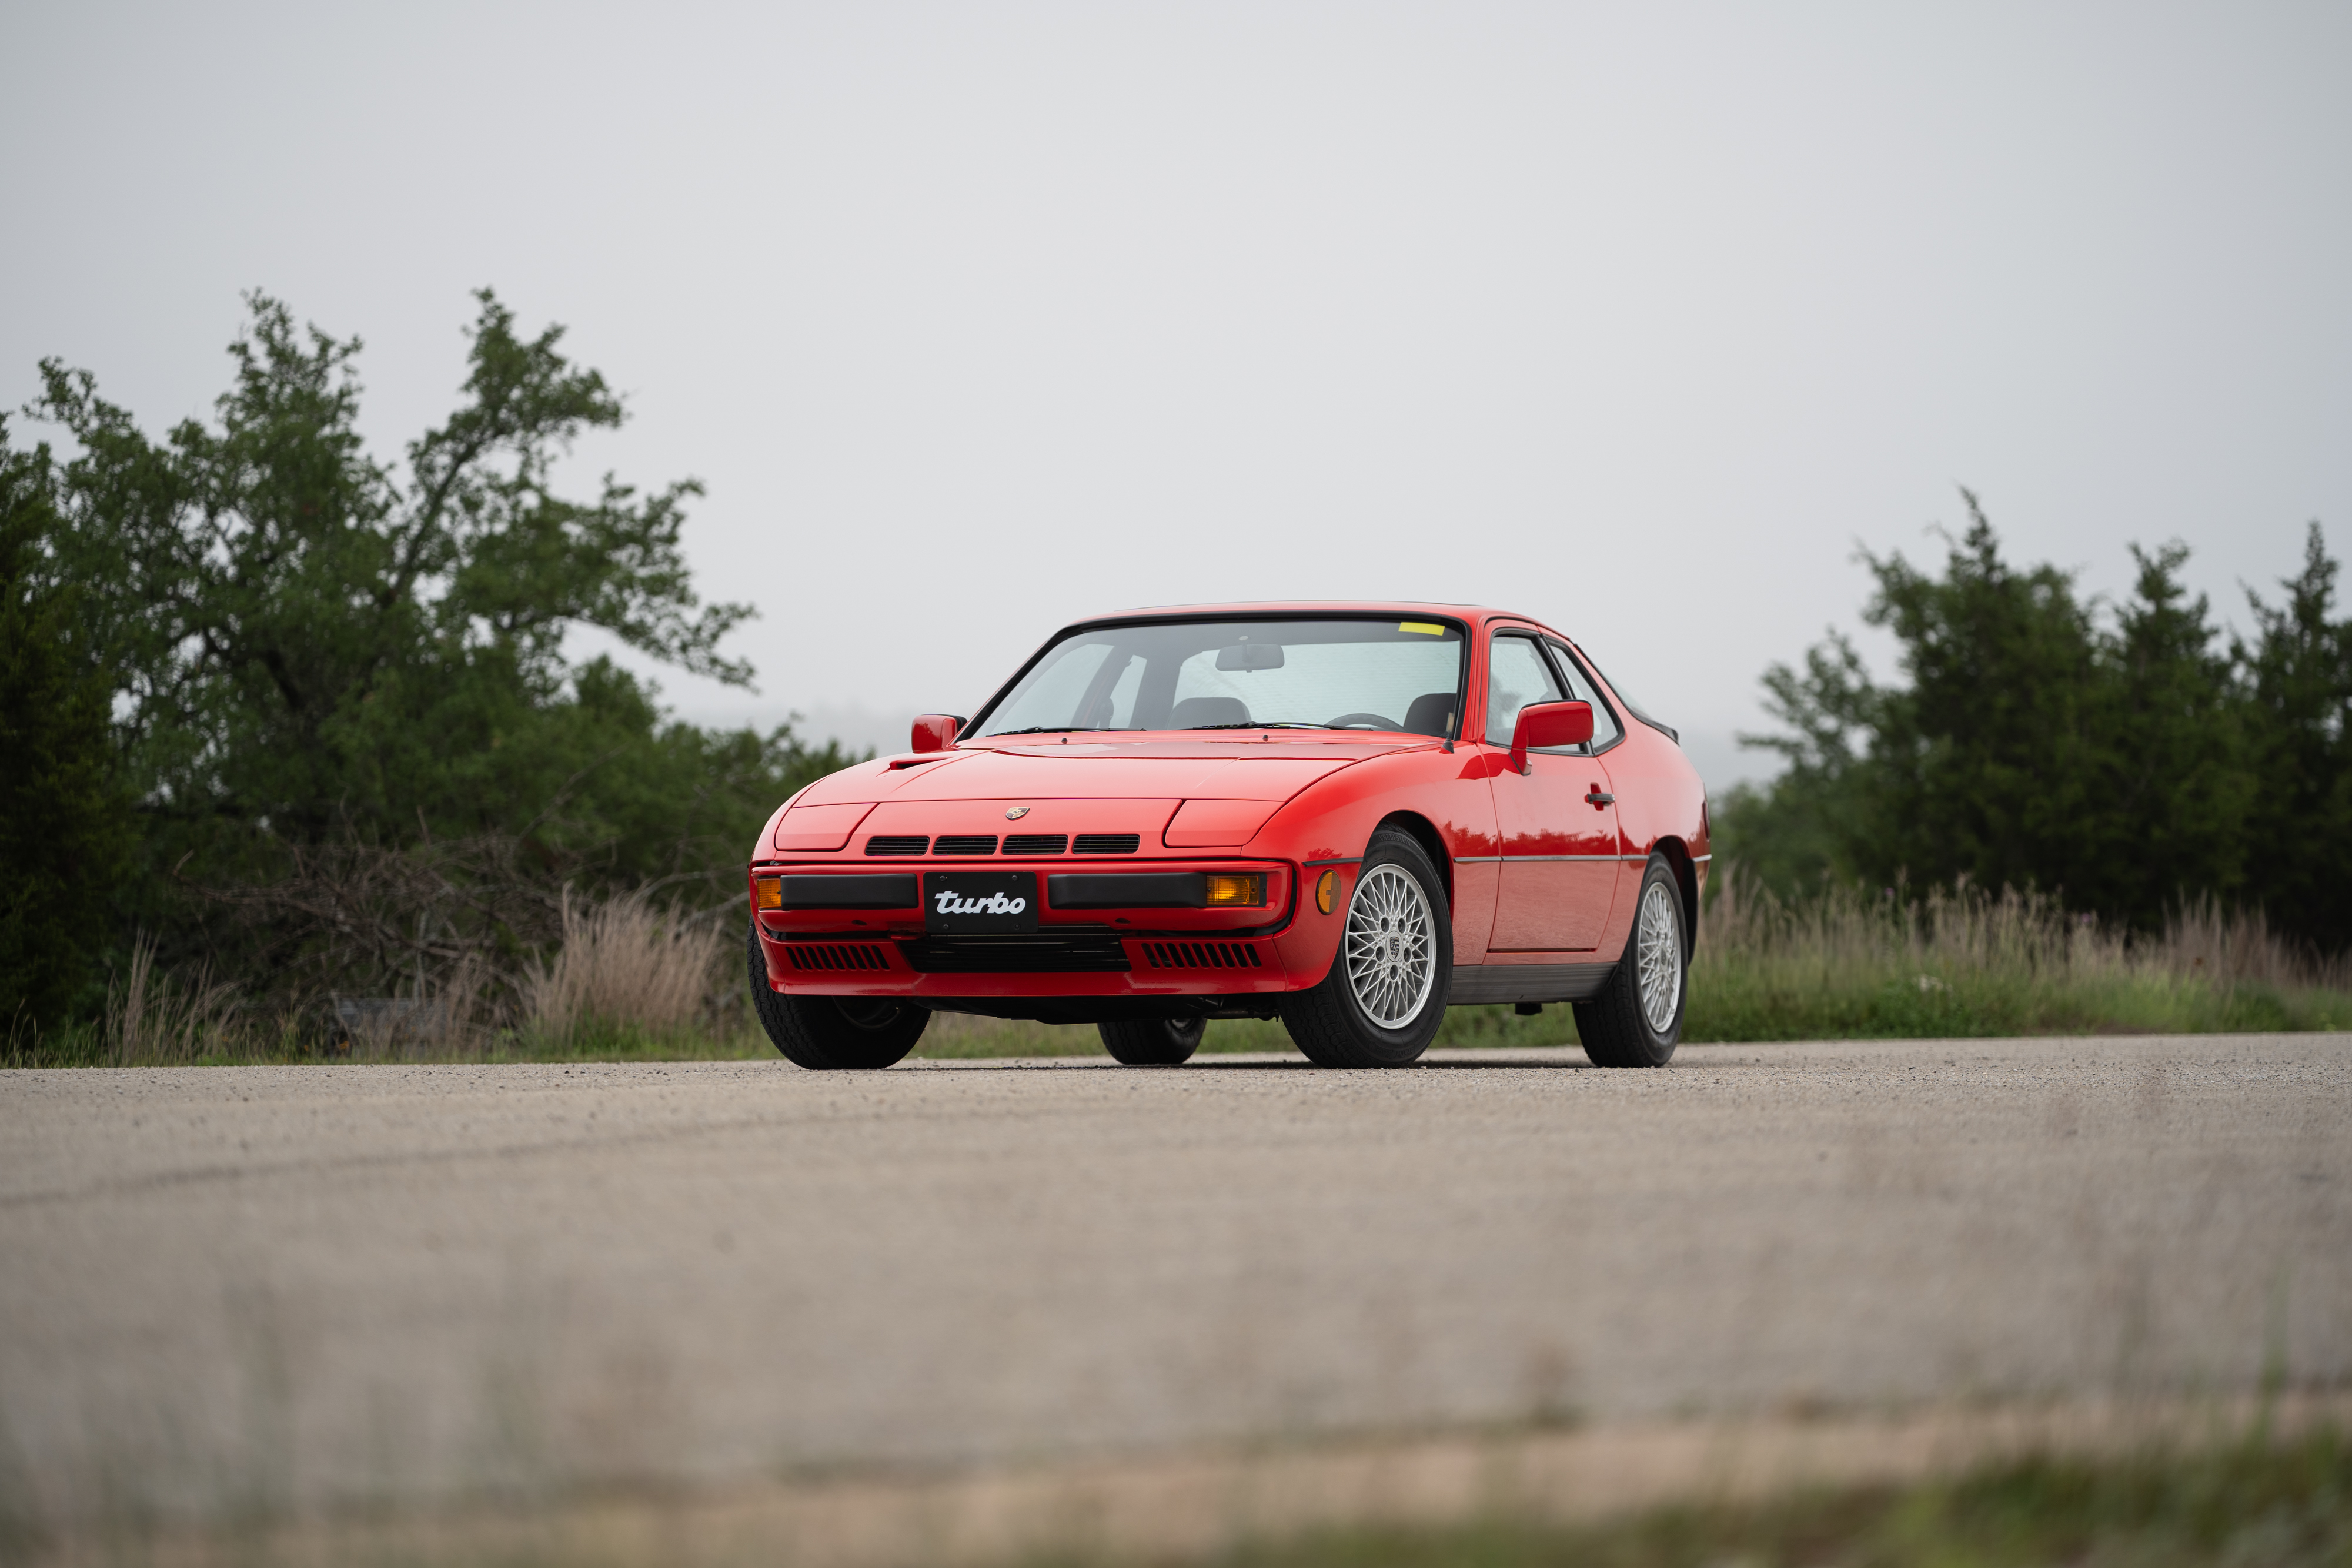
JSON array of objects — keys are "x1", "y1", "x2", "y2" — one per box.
[{"x1": 1063, "y1": 601, "x2": 1558, "y2": 636}]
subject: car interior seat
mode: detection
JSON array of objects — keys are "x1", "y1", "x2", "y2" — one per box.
[
  {"x1": 1170, "y1": 696, "x2": 1252, "y2": 728},
  {"x1": 1402, "y1": 692, "x2": 1456, "y2": 737}
]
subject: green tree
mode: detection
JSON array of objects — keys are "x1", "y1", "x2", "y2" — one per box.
[
  {"x1": 25, "y1": 293, "x2": 843, "y2": 994},
  {"x1": 34, "y1": 292, "x2": 751, "y2": 853},
  {"x1": 0, "y1": 423, "x2": 134, "y2": 1027},
  {"x1": 2236, "y1": 524, "x2": 2352, "y2": 952},
  {"x1": 2089, "y1": 542, "x2": 2249, "y2": 924},
  {"x1": 1725, "y1": 494, "x2": 2317, "y2": 941},
  {"x1": 1859, "y1": 493, "x2": 2107, "y2": 904}
]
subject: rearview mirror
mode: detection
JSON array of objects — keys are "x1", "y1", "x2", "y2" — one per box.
[
  {"x1": 1509, "y1": 700, "x2": 1593, "y2": 774},
  {"x1": 911, "y1": 714, "x2": 964, "y2": 753},
  {"x1": 1215, "y1": 643, "x2": 1285, "y2": 672}
]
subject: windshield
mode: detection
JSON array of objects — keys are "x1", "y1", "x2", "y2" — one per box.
[{"x1": 973, "y1": 617, "x2": 1466, "y2": 738}]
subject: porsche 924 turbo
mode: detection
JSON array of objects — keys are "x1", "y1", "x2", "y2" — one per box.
[{"x1": 747, "y1": 605, "x2": 1709, "y2": 1070}]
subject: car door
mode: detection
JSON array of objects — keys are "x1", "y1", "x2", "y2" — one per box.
[{"x1": 1485, "y1": 631, "x2": 1624, "y2": 951}]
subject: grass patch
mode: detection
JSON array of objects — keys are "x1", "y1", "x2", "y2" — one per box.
[
  {"x1": 1173, "y1": 1425, "x2": 2352, "y2": 1568},
  {"x1": 1686, "y1": 871, "x2": 2352, "y2": 1042},
  {"x1": 1686, "y1": 965, "x2": 2352, "y2": 1042},
  {"x1": 16, "y1": 874, "x2": 2352, "y2": 1067}
]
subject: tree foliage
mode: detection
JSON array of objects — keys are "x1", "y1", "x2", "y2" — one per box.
[
  {"x1": 1720, "y1": 496, "x2": 2348, "y2": 951},
  {"x1": 0, "y1": 423, "x2": 135, "y2": 1028},
  {"x1": 15, "y1": 293, "x2": 846, "y2": 1004},
  {"x1": 2235, "y1": 528, "x2": 2352, "y2": 950}
]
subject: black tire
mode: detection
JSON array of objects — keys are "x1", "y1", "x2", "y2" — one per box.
[
  {"x1": 747, "y1": 924, "x2": 928, "y2": 1069},
  {"x1": 1279, "y1": 827, "x2": 1453, "y2": 1068},
  {"x1": 1098, "y1": 1016, "x2": 1204, "y2": 1065},
  {"x1": 1573, "y1": 855, "x2": 1685, "y2": 1068}
]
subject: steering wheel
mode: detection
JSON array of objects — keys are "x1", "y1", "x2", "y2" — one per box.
[{"x1": 1325, "y1": 712, "x2": 1399, "y2": 730}]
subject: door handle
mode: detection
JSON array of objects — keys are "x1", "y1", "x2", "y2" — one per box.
[{"x1": 1585, "y1": 786, "x2": 1615, "y2": 808}]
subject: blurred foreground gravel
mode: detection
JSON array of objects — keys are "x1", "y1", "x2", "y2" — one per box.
[{"x1": 1, "y1": 1035, "x2": 2346, "y2": 1527}]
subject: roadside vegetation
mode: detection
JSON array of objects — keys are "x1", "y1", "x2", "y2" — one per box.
[
  {"x1": 10, "y1": 1418, "x2": 2341, "y2": 1564},
  {"x1": 1176, "y1": 1425, "x2": 2352, "y2": 1568},
  {"x1": 1, "y1": 293, "x2": 848, "y2": 1064},
  {"x1": 1716, "y1": 496, "x2": 2352, "y2": 954},
  {"x1": 5, "y1": 295, "x2": 2349, "y2": 1064},
  {"x1": 16, "y1": 862, "x2": 2347, "y2": 1066}
]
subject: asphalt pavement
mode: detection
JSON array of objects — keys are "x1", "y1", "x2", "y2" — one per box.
[{"x1": 2, "y1": 1035, "x2": 2346, "y2": 1529}]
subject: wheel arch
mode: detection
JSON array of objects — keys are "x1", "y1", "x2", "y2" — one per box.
[
  {"x1": 1650, "y1": 835, "x2": 1699, "y2": 954},
  {"x1": 1372, "y1": 810, "x2": 1454, "y2": 912}
]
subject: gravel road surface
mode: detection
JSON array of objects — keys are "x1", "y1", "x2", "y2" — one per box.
[{"x1": 2, "y1": 1035, "x2": 2346, "y2": 1526}]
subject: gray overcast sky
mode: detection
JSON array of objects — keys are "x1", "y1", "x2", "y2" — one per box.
[{"x1": 5, "y1": 2, "x2": 2347, "y2": 787}]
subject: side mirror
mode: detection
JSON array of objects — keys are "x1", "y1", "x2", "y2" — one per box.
[
  {"x1": 1509, "y1": 701, "x2": 1593, "y2": 774},
  {"x1": 911, "y1": 714, "x2": 964, "y2": 753}
]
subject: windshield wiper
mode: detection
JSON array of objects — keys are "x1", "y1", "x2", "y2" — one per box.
[
  {"x1": 1183, "y1": 721, "x2": 1331, "y2": 730},
  {"x1": 983, "y1": 726, "x2": 1115, "y2": 737}
]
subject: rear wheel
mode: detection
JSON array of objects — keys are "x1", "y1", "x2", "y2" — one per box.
[
  {"x1": 1098, "y1": 1016, "x2": 1203, "y2": 1065},
  {"x1": 1572, "y1": 855, "x2": 1685, "y2": 1068},
  {"x1": 1279, "y1": 827, "x2": 1452, "y2": 1068},
  {"x1": 747, "y1": 924, "x2": 927, "y2": 1069}
]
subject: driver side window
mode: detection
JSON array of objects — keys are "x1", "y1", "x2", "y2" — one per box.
[{"x1": 1484, "y1": 634, "x2": 1565, "y2": 745}]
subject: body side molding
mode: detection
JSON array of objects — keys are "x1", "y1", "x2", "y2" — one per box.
[{"x1": 1448, "y1": 961, "x2": 1615, "y2": 1005}]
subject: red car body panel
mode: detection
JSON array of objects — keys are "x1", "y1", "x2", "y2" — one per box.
[{"x1": 749, "y1": 603, "x2": 1708, "y2": 1021}]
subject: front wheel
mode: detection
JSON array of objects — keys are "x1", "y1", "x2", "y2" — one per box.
[
  {"x1": 747, "y1": 925, "x2": 927, "y2": 1069},
  {"x1": 1573, "y1": 855, "x2": 1685, "y2": 1067},
  {"x1": 1099, "y1": 1016, "x2": 1203, "y2": 1065},
  {"x1": 1279, "y1": 827, "x2": 1452, "y2": 1068}
]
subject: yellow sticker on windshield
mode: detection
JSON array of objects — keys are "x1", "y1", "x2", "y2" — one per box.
[{"x1": 1398, "y1": 621, "x2": 1445, "y2": 635}]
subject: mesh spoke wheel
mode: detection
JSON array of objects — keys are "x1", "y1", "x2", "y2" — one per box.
[
  {"x1": 1636, "y1": 880, "x2": 1683, "y2": 1034},
  {"x1": 1343, "y1": 863, "x2": 1438, "y2": 1029}
]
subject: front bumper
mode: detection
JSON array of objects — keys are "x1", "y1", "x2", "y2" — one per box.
[{"x1": 750, "y1": 856, "x2": 1348, "y2": 1007}]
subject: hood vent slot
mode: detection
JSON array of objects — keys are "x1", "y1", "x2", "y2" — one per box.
[
  {"x1": 1004, "y1": 834, "x2": 1068, "y2": 855},
  {"x1": 1073, "y1": 833, "x2": 1141, "y2": 855},
  {"x1": 933, "y1": 835, "x2": 999, "y2": 856},
  {"x1": 865, "y1": 835, "x2": 928, "y2": 856}
]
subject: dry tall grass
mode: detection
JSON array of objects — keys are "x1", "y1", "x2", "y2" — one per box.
[
  {"x1": 1687, "y1": 866, "x2": 2352, "y2": 1039},
  {"x1": 18, "y1": 878, "x2": 2348, "y2": 1068},
  {"x1": 105, "y1": 933, "x2": 240, "y2": 1065},
  {"x1": 520, "y1": 888, "x2": 730, "y2": 1046},
  {"x1": 1697, "y1": 869, "x2": 2348, "y2": 989},
  {"x1": 330, "y1": 950, "x2": 498, "y2": 1060}
]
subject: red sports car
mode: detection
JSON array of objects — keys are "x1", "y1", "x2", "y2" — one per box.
[{"x1": 747, "y1": 604, "x2": 1709, "y2": 1069}]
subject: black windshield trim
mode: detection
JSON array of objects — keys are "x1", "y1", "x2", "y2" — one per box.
[{"x1": 964, "y1": 612, "x2": 1474, "y2": 743}]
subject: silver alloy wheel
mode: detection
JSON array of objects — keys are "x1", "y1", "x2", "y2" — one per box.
[
  {"x1": 1635, "y1": 880, "x2": 1683, "y2": 1034},
  {"x1": 1344, "y1": 862, "x2": 1438, "y2": 1028}
]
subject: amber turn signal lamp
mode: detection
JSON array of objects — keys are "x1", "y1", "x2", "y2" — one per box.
[
  {"x1": 754, "y1": 876, "x2": 783, "y2": 911},
  {"x1": 1204, "y1": 873, "x2": 1267, "y2": 907},
  {"x1": 1315, "y1": 870, "x2": 1337, "y2": 915}
]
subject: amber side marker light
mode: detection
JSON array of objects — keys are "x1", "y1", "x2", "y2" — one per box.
[
  {"x1": 754, "y1": 876, "x2": 783, "y2": 911},
  {"x1": 1205, "y1": 873, "x2": 1267, "y2": 908},
  {"x1": 1315, "y1": 870, "x2": 1338, "y2": 915}
]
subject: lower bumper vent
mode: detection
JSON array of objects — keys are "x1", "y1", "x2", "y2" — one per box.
[
  {"x1": 902, "y1": 934, "x2": 1131, "y2": 973},
  {"x1": 1140, "y1": 941, "x2": 1264, "y2": 971},
  {"x1": 785, "y1": 942, "x2": 893, "y2": 972}
]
